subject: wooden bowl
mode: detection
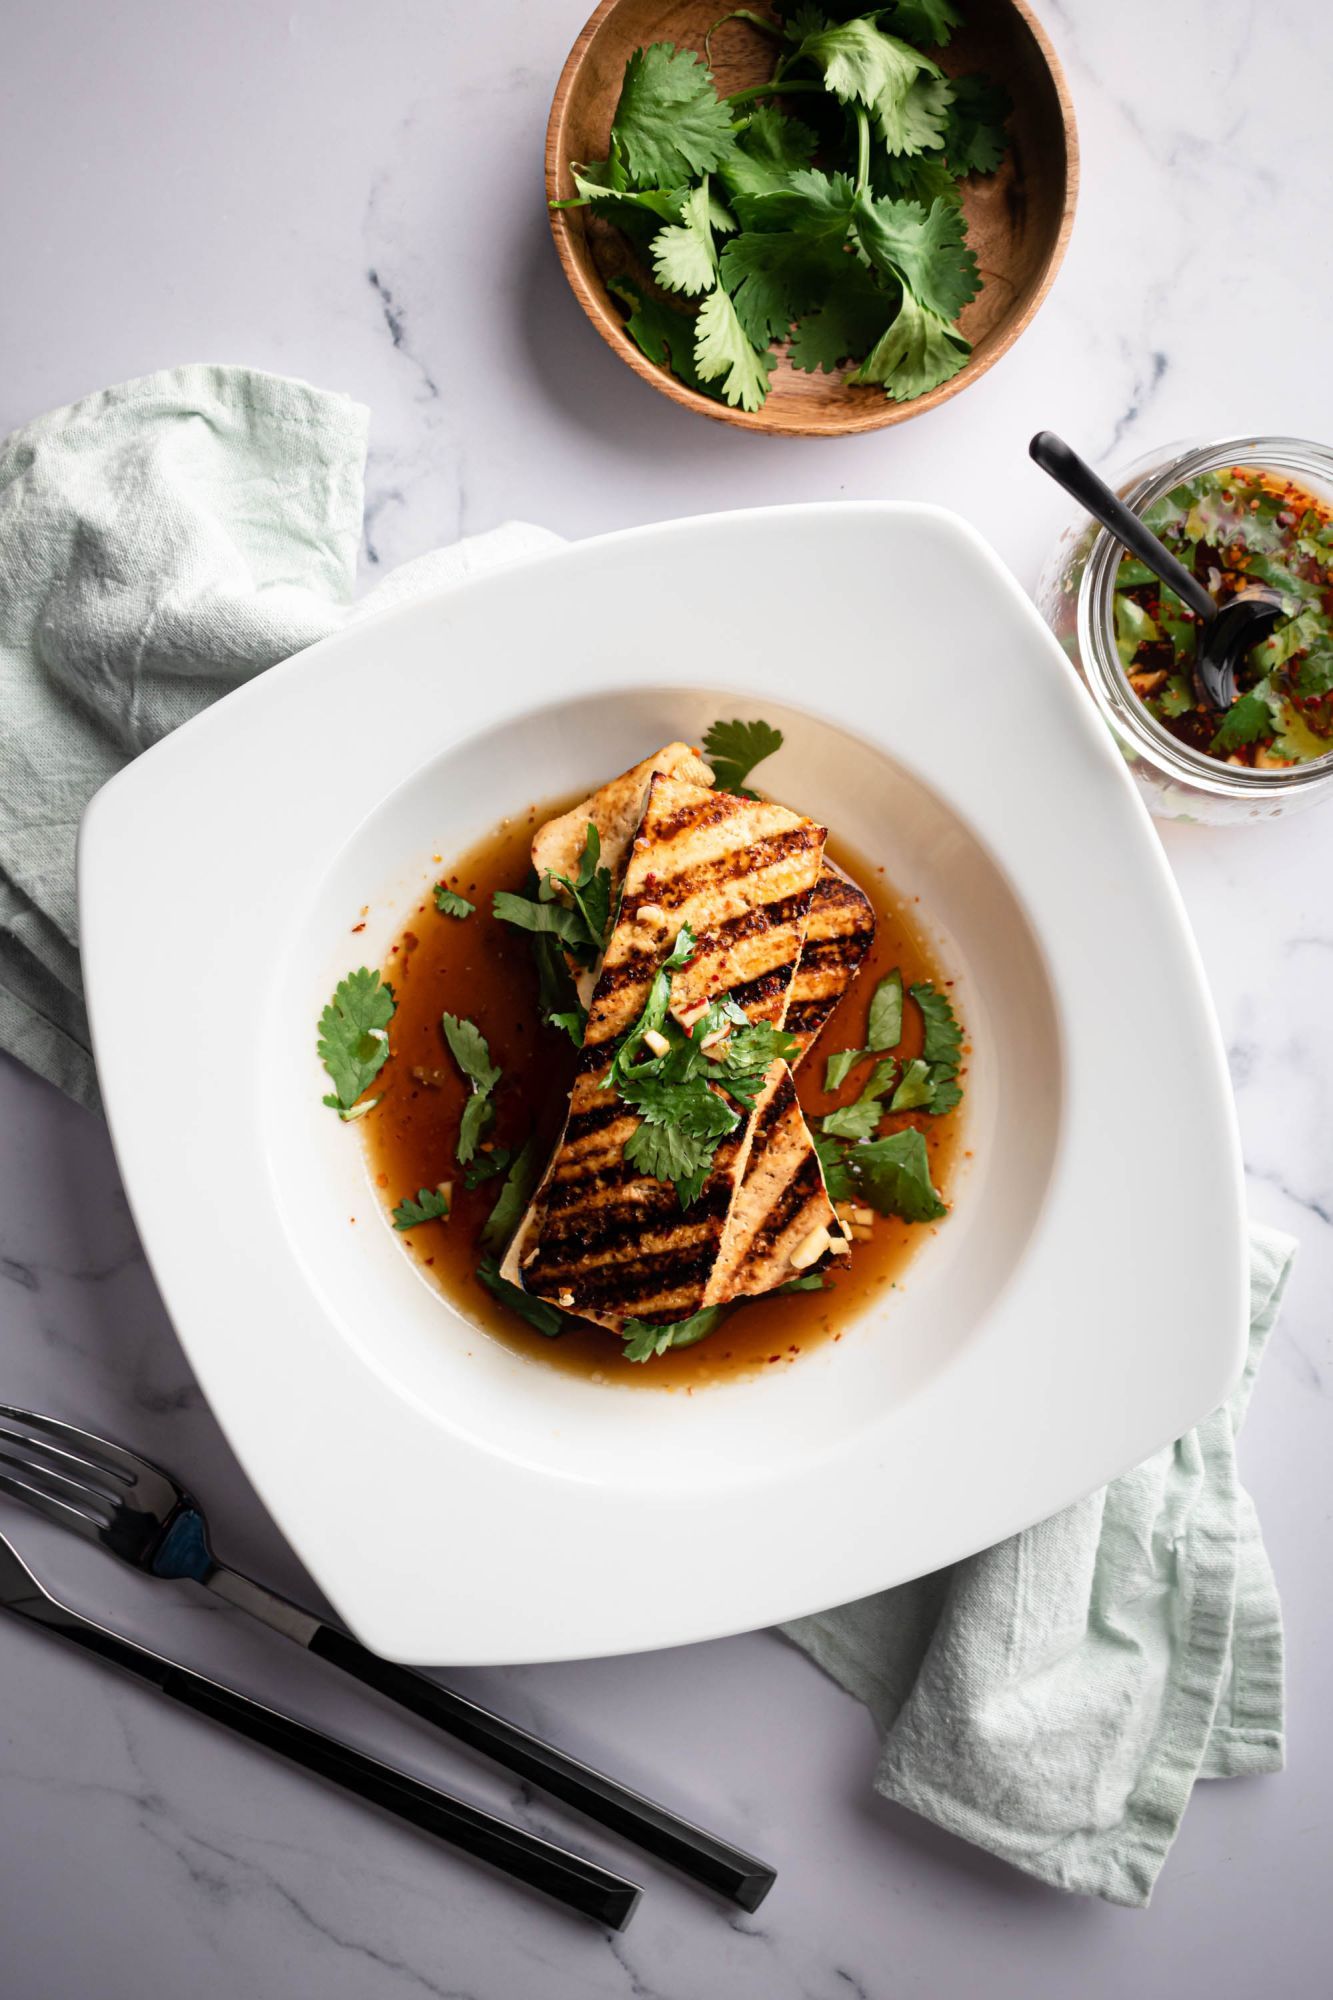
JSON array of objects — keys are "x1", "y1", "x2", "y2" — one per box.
[{"x1": 546, "y1": 0, "x2": 1078, "y2": 436}]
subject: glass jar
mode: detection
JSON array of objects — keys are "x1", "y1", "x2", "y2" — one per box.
[{"x1": 1034, "y1": 435, "x2": 1333, "y2": 824}]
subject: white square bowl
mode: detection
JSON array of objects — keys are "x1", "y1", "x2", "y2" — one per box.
[{"x1": 78, "y1": 504, "x2": 1246, "y2": 1664}]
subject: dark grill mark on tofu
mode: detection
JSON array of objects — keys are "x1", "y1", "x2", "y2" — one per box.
[
  {"x1": 721, "y1": 962, "x2": 799, "y2": 1015},
  {"x1": 562, "y1": 1097, "x2": 635, "y2": 1142},
  {"x1": 651, "y1": 827, "x2": 823, "y2": 911},
  {"x1": 750, "y1": 1151, "x2": 827, "y2": 1258},
  {"x1": 556, "y1": 1242, "x2": 721, "y2": 1311}
]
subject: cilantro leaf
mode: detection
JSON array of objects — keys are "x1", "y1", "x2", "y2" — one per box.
[
  {"x1": 562, "y1": 163, "x2": 689, "y2": 249},
  {"x1": 851, "y1": 288, "x2": 970, "y2": 400},
  {"x1": 480, "y1": 1137, "x2": 542, "y2": 1255},
  {"x1": 608, "y1": 275, "x2": 708, "y2": 394},
  {"x1": 1296, "y1": 644, "x2": 1333, "y2": 699},
  {"x1": 527, "y1": 924, "x2": 587, "y2": 1044},
  {"x1": 1269, "y1": 703, "x2": 1332, "y2": 764},
  {"x1": 824, "y1": 1048, "x2": 863, "y2": 1091},
  {"x1": 441, "y1": 1012, "x2": 501, "y2": 1166},
  {"x1": 1156, "y1": 676, "x2": 1196, "y2": 719},
  {"x1": 822, "y1": 1056, "x2": 898, "y2": 1139},
  {"x1": 940, "y1": 73, "x2": 1010, "y2": 175},
  {"x1": 777, "y1": 1272, "x2": 831, "y2": 1293},
  {"x1": 318, "y1": 968, "x2": 395, "y2": 1114},
  {"x1": 458, "y1": 1094, "x2": 495, "y2": 1162},
  {"x1": 433, "y1": 885, "x2": 474, "y2": 919},
  {"x1": 464, "y1": 1147, "x2": 512, "y2": 1190},
  {"x1": 620, "y1": 1070, "x2": 741, "y2": 1142},
  {"x1": 1116, "y1": 593, "x2": 1160, "y2": 666},
  {"x1": 720, "y1": 105, "x2": 818, "y2": 197},
  {"x1": 1209, "y1": 688, "x2": 1277, "y2": 755},
  {"x1": 814, "y1": 1130, "x2": 856, "y2": 1203},
  {"x1": 550, "y1": 823, "x2": 613, "y2": 962},
  {"x1": 875, "y1": 72, "x2": 952, "y2": 156},
  {"x1": 852, "y1": 191, "x2": 979, "y2": 320},
  {"x1": 623, "y1": 1118, "x2": 719, "y2": 1205},
  {"x1": 922, "y1": 1068, "x2": 962, "y2": 1114},
  {"x1": 651, "y1": 181, "x2": 719, "y2": 296},
  {"x1": 867, "y1": 970, "x2": 905, "y2": 1051},
  {"x1": 441, "y1": 1013, "x2": 500, "y2": 1093},
  {"x1": 719, "y1": 228, "x2": 844, "y2": 345},
  {"x1": 730, "y1": 166, "x2": 855, "y2": 237},
  {"x1": 477, "y1": 1258, "x2": 567, "y2": 1338},
  {"x1": 848, "y1": 1127, "x2": 947, "y2": 1221},
  {"x1": 492, "y1": 889, "x2": 589, "y2": 950},
  {"x1": 392, "y1": 1187, "x2": 449, "y2": 1230},
  {"x1": 714, "y1": 1020, "x2": 801, "y2": 1106},
  {"x1": 910, "y1": 980, "x2": 962, "y2": 1067},
  {"x1": 703, "y1": 717, "x2": 784, "y2": 792},
  {"x1": 870, "y1": 151, "x2": 962, "y2": 208},
  {"x1": 884, "y1": 0, "x2": 961, "y2": 47},
  {"x1": 888, "y1": 1056, "x2": 932, "y2": 1110},
  {"x1": 621, "y1": 1304, "x2": 725, "y2": 1363},
  {"x1": 612, "y1": 43, "x2": 737, "y2": 187},
  {"x1": 789, "y1": 263, "x2": 895, "y2": 373},
  {"x1": 494, "y1": 828, "x2": 611, "y2": 971},
  {"x1": 693, "y1": 283, "x2": 777, "y2": 410},
  {"x1": 610, "y1": 922, "x2": 699, "y2": 1083},
  {"x1": 794, "y1": 17, "x2": 934, "y2": 112}
]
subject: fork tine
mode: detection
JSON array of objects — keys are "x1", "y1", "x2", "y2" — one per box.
[
  {"x1": 0, "y1": 1416, "x2": 131, "y2": 1502},
  {"x1": 0, "y1": 1441, "x2": 115, "y2": 1520},
  {"x1": 0, "y1": 1406, "x2": 144, "y2": 1487},
  {"x1": 0, "y1": 1467, "x2": 109, "y2": 1543}
]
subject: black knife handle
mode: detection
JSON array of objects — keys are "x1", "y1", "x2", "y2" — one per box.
[
  {"x1": 309, "y1": 1622, "x2": 776, "y2": 1912},
  {"x1": 17, "y1": 1594, "x2": 640, "y2": 1929}
]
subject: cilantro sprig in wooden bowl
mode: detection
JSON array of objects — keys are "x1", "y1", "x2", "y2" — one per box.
[{"x1": 546, "y1": 0, "x2": 1076, "y2": 434}]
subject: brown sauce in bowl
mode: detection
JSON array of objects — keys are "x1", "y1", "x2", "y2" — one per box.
[{"x1": 361, "y1": 797, "x2": 967, "y2": 1388}]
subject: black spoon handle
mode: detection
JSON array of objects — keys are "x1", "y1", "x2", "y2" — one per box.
[
  {"x1": 7, "y1": 1592, "x2": 641, "y2": 1929},
  {"x1": 1030, "y1": 431, "x2": 1215, "y2": 622}
]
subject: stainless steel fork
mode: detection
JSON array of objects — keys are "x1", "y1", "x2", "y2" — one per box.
[{"x1": 0, "y1": 1406, "x2": 775, "y2": 1911}]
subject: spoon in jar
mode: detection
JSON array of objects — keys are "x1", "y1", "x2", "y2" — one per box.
[{"x1": 1029, "y1": 431, "x2": 1285, "y2": 710}]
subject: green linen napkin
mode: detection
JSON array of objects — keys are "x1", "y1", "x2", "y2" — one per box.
[
  {"x1": 0, "y1": 365, "x2": 556, "y2": 1109},
  {"x1": 785, "y1": 1222, "x2": 1294, "y2": 1906},
  {"x1": 0, "y1": 365, "x2": 1293, "y2": 1908}
]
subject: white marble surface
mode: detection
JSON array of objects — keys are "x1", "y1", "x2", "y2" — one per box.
[{"x1": 2, "y1": 3, "x2": 1332, "y2": 1995}]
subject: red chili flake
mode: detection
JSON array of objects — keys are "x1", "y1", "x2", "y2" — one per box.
[{"x1": 351, "y1": 921, "x2": 366, "y2": 933}]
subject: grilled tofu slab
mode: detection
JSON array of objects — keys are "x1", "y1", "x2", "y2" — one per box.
[
  {"x1": 502, "y1": 773, "x2": 826, "y2": 1325},
  {"x1": 531, "y1": 742, "x2": 716, "y2": 1006},
  {"x1": 532, "y1": 741, "x2": 716, "y2": 893},
  {"x1": 705, "y1": 1065, "x2": 838, "y2": 1302},
  {"x1": 784, "y1": 862, "x2": 877, "y2": 1064}
]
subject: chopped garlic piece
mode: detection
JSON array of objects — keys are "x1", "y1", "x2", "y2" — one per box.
[{"x1": 790, "y1": 1224, "x2": 831, "y2": 1271}]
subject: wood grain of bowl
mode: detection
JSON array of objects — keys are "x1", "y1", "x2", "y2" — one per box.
[{"x1": 546, "y1": 0, "x2": 1078, "y2": 436}]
